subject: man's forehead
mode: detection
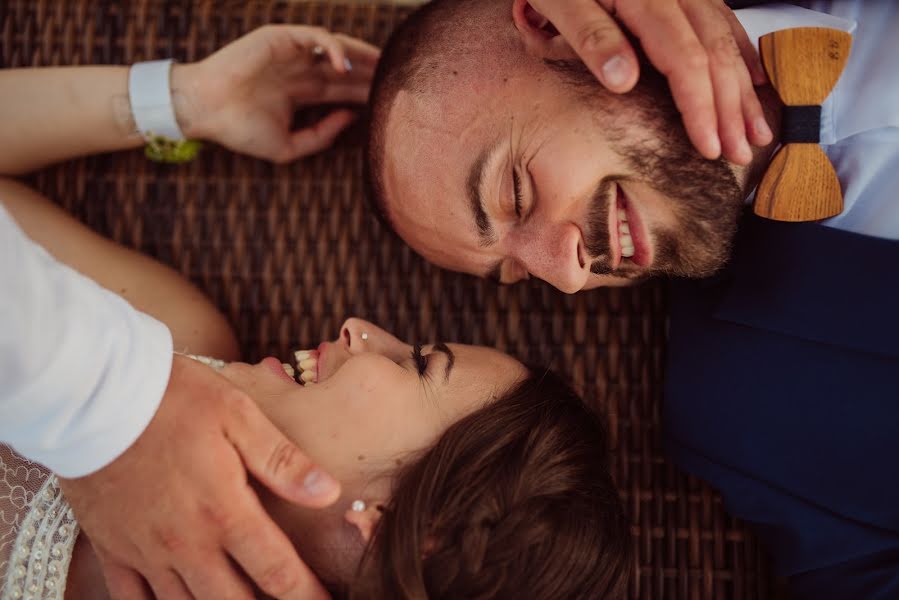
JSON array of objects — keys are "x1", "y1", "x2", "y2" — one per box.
[{"x1": 383, "y1": 89, "x2": 501, "y2": 271}]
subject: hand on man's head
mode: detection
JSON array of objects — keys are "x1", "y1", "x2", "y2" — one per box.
[
  {"x1": 524, "y1": 0, "x2": 773, "y2": 165},
  {"x1": 58, "y1": 355, "x2": 340, "y2": 600}
]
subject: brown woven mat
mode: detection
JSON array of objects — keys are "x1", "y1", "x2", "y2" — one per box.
[{"x1": 2, "y1": 1, "x2": 787, "y2": 598}]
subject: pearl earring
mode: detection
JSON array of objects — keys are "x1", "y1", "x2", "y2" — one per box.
[
  {"x1": 361, "y1": 332, "x2": 369, "y2": 341},
  {"x1": 351, "y1": 500, "x2": 366, "y2": 512}
]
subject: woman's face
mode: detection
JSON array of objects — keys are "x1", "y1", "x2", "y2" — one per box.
[{"x1": 218, "y1": 318, "x2": 527, "y2": 506}]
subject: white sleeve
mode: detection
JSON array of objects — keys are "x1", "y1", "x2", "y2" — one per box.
[{"x1": 0, "y1": 204, "x2": 173, "y2": 478}]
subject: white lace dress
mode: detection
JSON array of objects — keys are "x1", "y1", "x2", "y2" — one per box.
[
  {"x1": 0, "y1": 354, "x2": 226, "y2": 600},
  {"x1": 0, "y1": 447, "x2": 77, "y2": 600}
]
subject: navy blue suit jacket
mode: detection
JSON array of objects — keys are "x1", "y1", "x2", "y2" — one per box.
[{"x1": 665, "y1": 215, "x2": 899, "y2": 599}]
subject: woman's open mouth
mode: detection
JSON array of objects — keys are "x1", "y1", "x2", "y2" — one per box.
[
  {"x1": 292, "y1": 348, "x2": 321, "y2": 384},
  {"x1": 262, "y1": 356, "x2": 301, "y2": 384}
]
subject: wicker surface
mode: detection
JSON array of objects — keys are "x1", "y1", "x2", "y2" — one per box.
[{"x1": 1, "y1": 1, "x2": 784, "y2": 598}]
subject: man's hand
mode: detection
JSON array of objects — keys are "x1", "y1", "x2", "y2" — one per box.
[
  {"x1": 173, "y1": 25, "x2": 381, "y2": 164},
  {"x1": 58, "y1": 355, "x2": 340, "y2": 600},
  {"x1": 528, "y1": 0, "x2": 773, "y2": 165}
]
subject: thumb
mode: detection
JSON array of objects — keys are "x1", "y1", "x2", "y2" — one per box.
[
  {"x1": 529, "y1": 0, "x2": 639, "y2": 92},
  {"x1": 284, "y1": 109, "x2": 357, "y2": 161},
  {"x1": 225, "y1": 389, "x2": 341, "y2": 507}
]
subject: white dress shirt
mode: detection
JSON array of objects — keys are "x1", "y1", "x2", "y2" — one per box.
[
  {"x1": 737, "y1": 1, "x2": 899, "y2": 239},
  {"x1": 0, "y1": 205, "x2": 172, "y2": 477}
]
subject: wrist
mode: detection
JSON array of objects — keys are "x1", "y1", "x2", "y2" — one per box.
[{"x1": 170, "y1": 62, "x2": 210, "y2": 140}]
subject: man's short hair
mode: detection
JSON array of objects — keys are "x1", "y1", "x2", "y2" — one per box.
[{"x1": 365, "y1": 0, "x2": 508, "y2": 232}]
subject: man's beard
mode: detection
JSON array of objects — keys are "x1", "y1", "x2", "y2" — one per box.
[{"x1": 547, "y1": 60, "x2": 745, "y2": 280}]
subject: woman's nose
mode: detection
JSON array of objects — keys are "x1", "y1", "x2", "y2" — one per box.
[
  {"x1": 339, "y1": 318, "x2": 409, "y2": 360},
  {"x1": 516, "y1": 223, "x2": 590, "y2": 294}
]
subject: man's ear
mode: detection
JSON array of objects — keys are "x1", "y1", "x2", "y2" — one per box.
[
  {"x1": 344, "y1": 503, "x2": 385, "y2": 543},
  {"x1": 511, "y1": 0, "x2": 578, "y2": 61}
]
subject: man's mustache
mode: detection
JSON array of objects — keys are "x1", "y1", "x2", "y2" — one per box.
[{"x1": 585, "y1": 179, "x2": 615, "y2": 275}]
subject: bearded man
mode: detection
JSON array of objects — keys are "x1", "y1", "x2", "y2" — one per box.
[{"x1": 365, "y1": 1, "x2": 899, "y2": 598}]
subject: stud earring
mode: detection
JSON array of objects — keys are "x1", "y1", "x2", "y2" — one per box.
[
  {"x1": 351, "y1": 500, "x2": 366, "y2": 512},
  {"x1": 361, "y1": 332, "x2": 369, "y2": 341}
]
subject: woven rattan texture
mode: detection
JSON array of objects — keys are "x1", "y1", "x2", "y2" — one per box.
[{"x1": 1, "y1": 1, "x2": 786, "y2": 598}]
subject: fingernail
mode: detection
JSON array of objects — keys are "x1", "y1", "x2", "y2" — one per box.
[
  {"x1": 303, "y1": 468, "x2": 338, "y2": 497},
  {"x1": 343, "y1": 58, "x2": 353, "y2": 72},
  {"x1": 754, "y1": 116, "x2": 772, "y2": 141},
  {"x1": 706, "y1": 133, "x2": 721, "y2": 159},
  {"x1": 738, "y1": 139, "x2": 753, "y2": 164},
  {"x1": 601, "y1": 55, "x2": 630, "y2": 89}
]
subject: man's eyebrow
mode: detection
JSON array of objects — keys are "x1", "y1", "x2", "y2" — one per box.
[
  {"x1": 467, "y1": 147, "x2": 497, "y2": 247},
  {"x1": 432, "y1": 342, "x2": 455, "y2": 381}
]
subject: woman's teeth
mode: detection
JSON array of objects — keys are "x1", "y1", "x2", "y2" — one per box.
[
  {"x1": 282, "y1": 363, "x2": 296, "y2": 378},
  {"x1": 293, "y1": 350, "x2": 318, "y2": 385},
  {"x1": 618, "y1": 207, "x2": 635, "y2": 259}
]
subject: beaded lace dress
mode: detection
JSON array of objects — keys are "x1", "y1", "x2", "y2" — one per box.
[{"x1": 0, "y1": 354, "x2": 225, "y2": 600}]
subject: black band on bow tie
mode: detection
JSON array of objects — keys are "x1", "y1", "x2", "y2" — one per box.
[{"x1": 781, "y1": 105, "x2": 822, "y2": 144}]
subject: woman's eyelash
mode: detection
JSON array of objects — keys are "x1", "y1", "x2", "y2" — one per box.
[
  {"x1": 411, "y1": 344, "x2": 428, "y2": 377},
  {"x1": 512, "y1": 169, "x2": 524, "y2": 218}
]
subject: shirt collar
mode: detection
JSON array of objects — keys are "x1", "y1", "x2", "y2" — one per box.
[{"x1": 735, "y1": 3, "x2": 856, "y2": 47}]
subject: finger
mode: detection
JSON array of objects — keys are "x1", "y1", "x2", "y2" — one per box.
[
  {"x1": 334, "y1": 33, "x2": 381, "y2": 69},
  {"x1": 530, "y1": 0, "x2": 639, "y2": 92},
  {"x1": 720, "y1": 4, "x2": 768, "y2": 86},
  {"x1": 290, "y1": 82, "x2": 372, "y2": 105},
  {"x1": 99, "y1": 558, "x2": 153, "y2": 600},
  {"x1": 178, "y1": 551, "x2": 255, "y2": 600},
  {"x1": 717, "y1": 5, "x2": 773, "y2": 148},
  {"x1": 224, "y1": 387, "x2": 341, "y2": 505},
  {"x1": 223, "y1": 495, "x2": 330, "y2": 600},
  {"x1": 284, "y1": 110, "x2": 358, "y2": 163},
  {"x1": 619, "y1": 1, "x2": 719, "y2": 158},
  {"x1": 146, "y1": 568, "x2": 193, "y2": 600},
  {"x1": 304, "y1": 28, "x2": 352, "y2": 75},
  {"x1": 682, "y1": 0, "x2": 751, "y2": 164}
]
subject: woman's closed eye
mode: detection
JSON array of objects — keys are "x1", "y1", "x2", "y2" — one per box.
[
  {"x1": 411, "y1": 344, "x2": 429, "y2": 378},
  {"x1": 409, "y1": 343, "x2": 456, "y2": 382}
]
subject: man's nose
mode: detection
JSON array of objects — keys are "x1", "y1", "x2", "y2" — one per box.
[{"x1": 516, "y1": 223, "x2": 590, "y2": 294}]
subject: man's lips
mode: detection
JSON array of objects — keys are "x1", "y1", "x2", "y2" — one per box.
[
  {"x1": 607, "y1": 185, "x2": 651, "y2": 271},
  {"x1": 609, "y1": 184, "x2": 623, "y2": 271},
  {"x1": 622, "y1": 187, "x2": 651, "y2": 268}
]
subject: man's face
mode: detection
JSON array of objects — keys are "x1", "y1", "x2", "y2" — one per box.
[{"x1": 381, "y1": 59, "x2": 746, "y2": 293}]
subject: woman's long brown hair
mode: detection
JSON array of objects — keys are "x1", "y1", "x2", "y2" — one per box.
[{"x1": 349, "y1": 369, "x2": 631, "y2": 599}]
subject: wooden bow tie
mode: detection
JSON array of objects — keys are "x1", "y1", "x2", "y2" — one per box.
[{"x1": 754, "y1": 27, "x2": 852, "y2": 222}]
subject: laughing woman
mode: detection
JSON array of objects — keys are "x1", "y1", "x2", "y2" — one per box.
[{"x1": 0, "y1": 25, "x2": 630, "y2": 600}]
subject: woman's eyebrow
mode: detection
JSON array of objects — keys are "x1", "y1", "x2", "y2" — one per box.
[{"x1": 432, "y1": 342, "x2": 455, "y2": 381}]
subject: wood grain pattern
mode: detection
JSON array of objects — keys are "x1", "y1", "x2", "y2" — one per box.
[
  {"x1": 754, "y1": 144, "x2": 842, "y2": 221},
  {"x1": 754, "y1": 27, "x2": 851, "y2": 222},
  {"x1": 760, "y1": 27, "x2": 851, "y2": 105}
]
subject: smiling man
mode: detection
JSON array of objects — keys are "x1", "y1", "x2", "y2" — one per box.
[
  {"x1": 366, "y1": 1, "x2": 899, "y2": 598},
  {"x1": 367, "y1": 0, "x2": 778, "y2": 293}
]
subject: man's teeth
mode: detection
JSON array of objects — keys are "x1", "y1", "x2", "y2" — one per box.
[
  {"x1": 293, "y1": 350, "x2": 318, "y2": 385},
  {"x1": 618, "y1": 207, "x2": 635, "y2": 258}
]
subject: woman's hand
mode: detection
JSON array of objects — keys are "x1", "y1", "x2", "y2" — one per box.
[
  {"x1": 527, "y1": 0, "x2": 772, "y2": 165},
  {"x1": 174, "y1": 25, "x2": 380, "y2": 163}
]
